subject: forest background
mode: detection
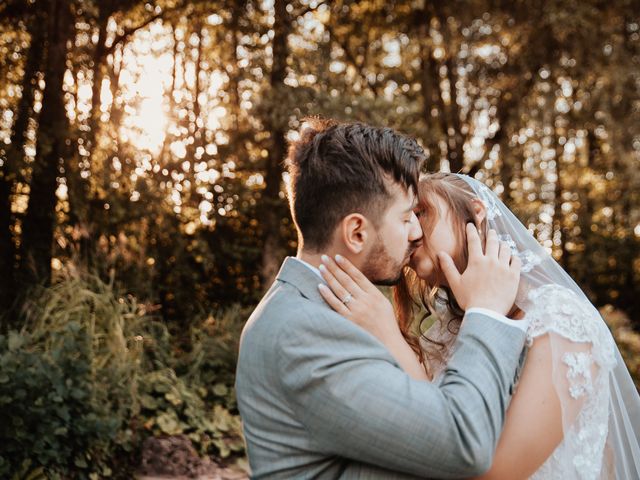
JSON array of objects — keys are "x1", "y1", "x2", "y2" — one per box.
[{"x1": 1, "y1": 0, "x2": 639, "y2": 478}]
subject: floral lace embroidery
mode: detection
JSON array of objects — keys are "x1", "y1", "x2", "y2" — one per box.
[
  {"x1": 518, "y1": 250, "x2": 543, "y2": 273},
  {"x1": 562, "y1": 352, "x2": 594, "y2": 399},
  {"x1": 526, "y1": 285, "x2": 612, "y2": 353},
  {"x1": 531, "y1": 369, "x2": 611, "y2": 480},
  {"x1": 498, "y1": 234, "x2": 543, "y2": 273},
  {"x1": 477, "y1": 183, "x2": 503, "y2": 220}
]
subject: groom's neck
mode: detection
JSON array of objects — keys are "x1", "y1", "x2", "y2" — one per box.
[
  {"x1": 296, "y1": 251, "x2": 323, "y2": 270},
  {"x1": 297, "y1": 249, "x2": 359, "y2": 271}
]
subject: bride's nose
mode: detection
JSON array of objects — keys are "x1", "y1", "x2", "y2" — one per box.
[{"x1": 408, "y1": 211, "x2": 423, "y2": 242}]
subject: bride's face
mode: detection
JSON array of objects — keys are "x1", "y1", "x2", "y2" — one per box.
[
  {"x1": 409, "y1": 194, "x2": 458, "y2": 285},
  {"x1": 409, "y1": 190, "x2": 486, "y2": 286}
]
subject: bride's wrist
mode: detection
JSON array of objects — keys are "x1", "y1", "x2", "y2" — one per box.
[{"x1": 375, "y1": 322, "x2": 404, "y2": 344}]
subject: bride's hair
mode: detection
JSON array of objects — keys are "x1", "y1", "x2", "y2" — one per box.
[{"x1": 393, "y1": 172, "x2": 491, "y2": 376}]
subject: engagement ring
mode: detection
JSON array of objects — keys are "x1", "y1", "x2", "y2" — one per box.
[{"x1": 342, "y1": 293, "x2": 353, "y2": 305}]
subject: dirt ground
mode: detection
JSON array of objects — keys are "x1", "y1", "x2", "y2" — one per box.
[{"x1": 138, "y1": 462, "x2": 248, "y2": 480}]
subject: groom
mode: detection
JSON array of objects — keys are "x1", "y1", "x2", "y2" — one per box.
[{"x1": 236, "y1": 119, "x2": 528, "y2": 478}]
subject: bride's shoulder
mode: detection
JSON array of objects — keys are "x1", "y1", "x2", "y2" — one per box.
[{"x1": 523, "y1": 284, "x2": 610, "y2": 346}]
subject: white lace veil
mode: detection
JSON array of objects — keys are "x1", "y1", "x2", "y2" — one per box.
[{"x1": 454, "y1": 173, "x2": 640, "y2": 478}]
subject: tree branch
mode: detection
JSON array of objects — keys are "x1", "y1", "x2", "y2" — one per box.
[
  {"x1": 323, "y1": 22, "x2": 380, "y2": 97},
  {"x1": 102, "y1": 2, "x2": 187, "y2": 58}
]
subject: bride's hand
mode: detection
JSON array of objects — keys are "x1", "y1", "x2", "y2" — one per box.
[
  {"x1": 317, "y1": 254, "x2": 430, "y2": 381},
  {"x1": 317, "y1": 254, "x2": 399, "y2": 342}
]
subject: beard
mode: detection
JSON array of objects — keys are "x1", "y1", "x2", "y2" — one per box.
[{"x1": 361, "y1": 235, "x2": 416, "y2": 286}]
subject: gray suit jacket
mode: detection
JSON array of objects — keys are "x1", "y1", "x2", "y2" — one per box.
[{"x1": 235, "y1": 257, "x2": 527, "y2": 479}]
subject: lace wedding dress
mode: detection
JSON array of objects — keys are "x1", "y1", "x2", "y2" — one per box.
[
  {"x1": 422, "y1": 174, "x2": 640, "y2": 479},
  {"x1": 425, "y1": 284, "x2": 617, "y2": 479},
  {"x1": 526, "y1": 285, "x2": 616, "y2": 479}
]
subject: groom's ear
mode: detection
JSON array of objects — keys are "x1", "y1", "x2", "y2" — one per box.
[{"x1": 339, "y1": 213, "x2": 369, "y2": 254}]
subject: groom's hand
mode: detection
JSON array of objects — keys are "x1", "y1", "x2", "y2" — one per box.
[{"x1": 438, "y1": 223, "x2": 522, "y2": 316}]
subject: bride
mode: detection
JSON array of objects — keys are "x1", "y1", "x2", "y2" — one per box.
[{"x1": 317, "y1": 172, "x2": 640, "y2": 479}]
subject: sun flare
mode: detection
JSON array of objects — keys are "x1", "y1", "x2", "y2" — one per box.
[
  {"x1": 112, "y1": 21, "x2": 228, "y2": 159},
  {"x1": 117, "y1": 21, "x2": 174, "y2": 154},
  {"x1": 122, "y1": 95, "x2": 168, "y2": 154}
]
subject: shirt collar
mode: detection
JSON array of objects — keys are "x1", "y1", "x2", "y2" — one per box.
[{"x1": 291, "y1": 257, "x2": 323, "y2": 280}]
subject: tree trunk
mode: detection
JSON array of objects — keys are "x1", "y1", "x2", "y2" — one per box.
[
  {"x1": 498, "y1": 140, "x2": 514, "y2": 204},
  {"x1": 552, "y1": 127, "x2": 569, "y2": 269},
  {"x1": 19, "y1": 0, "x2": 73, "y2": 290},
  {"x1": 580, "y1": 127, "x2": 598, "y2": 247},
  {"x1": 430, "y1": 3, "x2": 465, "y2": 173},
  {"x1": 259, "y1": 0, "x2": 290, "y2": 288},
  {"x1": 68, "y1": 6, "x2": 110, "y2": 267},
  {"x1": 417, "y1": 8, "x2": 442, "y2": 173},
  {"x1": 0, "y1": 168, "x2": 13, "y2": 313},
  {"x1": 188, "y1": 22, "x2": 205, "y2": 161},
  {"x1": 159, "y1": 21, "x2": 179, "y2": 164},
  {"x1": 0, "y1": 14, "x2": 45, "y2": 311},
  {"x1": 87, "y1": 9, "x2": 109, "y2": 154},
  {"x1": 228, "y1": 5, "x2": 242, "y2": 132},
  {"x1": 444, "y1": 55, "x2": 465, "y2": 173},
  {"x1": 223, "y1": 3, "x2": 250, "y2": 168}
]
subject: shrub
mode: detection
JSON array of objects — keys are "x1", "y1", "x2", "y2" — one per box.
[
  {"x1": 0, "y1": 270, "x2": 245, "y2": 478},
  {"x1": 0, "y1": 324, "x2": 121, "y2": 478}
]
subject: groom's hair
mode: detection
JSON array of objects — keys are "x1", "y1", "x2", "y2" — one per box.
[{"x1": 286, "y1": 118, "x2": 426, "y2": 251}]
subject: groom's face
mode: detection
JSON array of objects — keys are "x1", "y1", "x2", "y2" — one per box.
[{"x1": 360, "y1": 184, "x2": 423, "y2": 285}]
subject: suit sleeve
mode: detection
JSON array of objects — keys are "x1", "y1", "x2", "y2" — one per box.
[{"x1": 277, "y1": 310, "x2": 527, "y2": 478}]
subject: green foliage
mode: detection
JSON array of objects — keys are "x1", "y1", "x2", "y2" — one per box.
[
  {"x1": 0, "y1": 322, "x2": 121, "y2": 478},
  {"x1": 602, "y1": 305, "x2": 640, "y2": 389},
  {"x1": 136, "y1": 368, "x2": 244, "y2": 459},
  {"x1": 131, "y1": 360, "x2": 246, "y2": 468},
  {"x1": 0, "y1": 271, "x2": 245, "y2": 478}
]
